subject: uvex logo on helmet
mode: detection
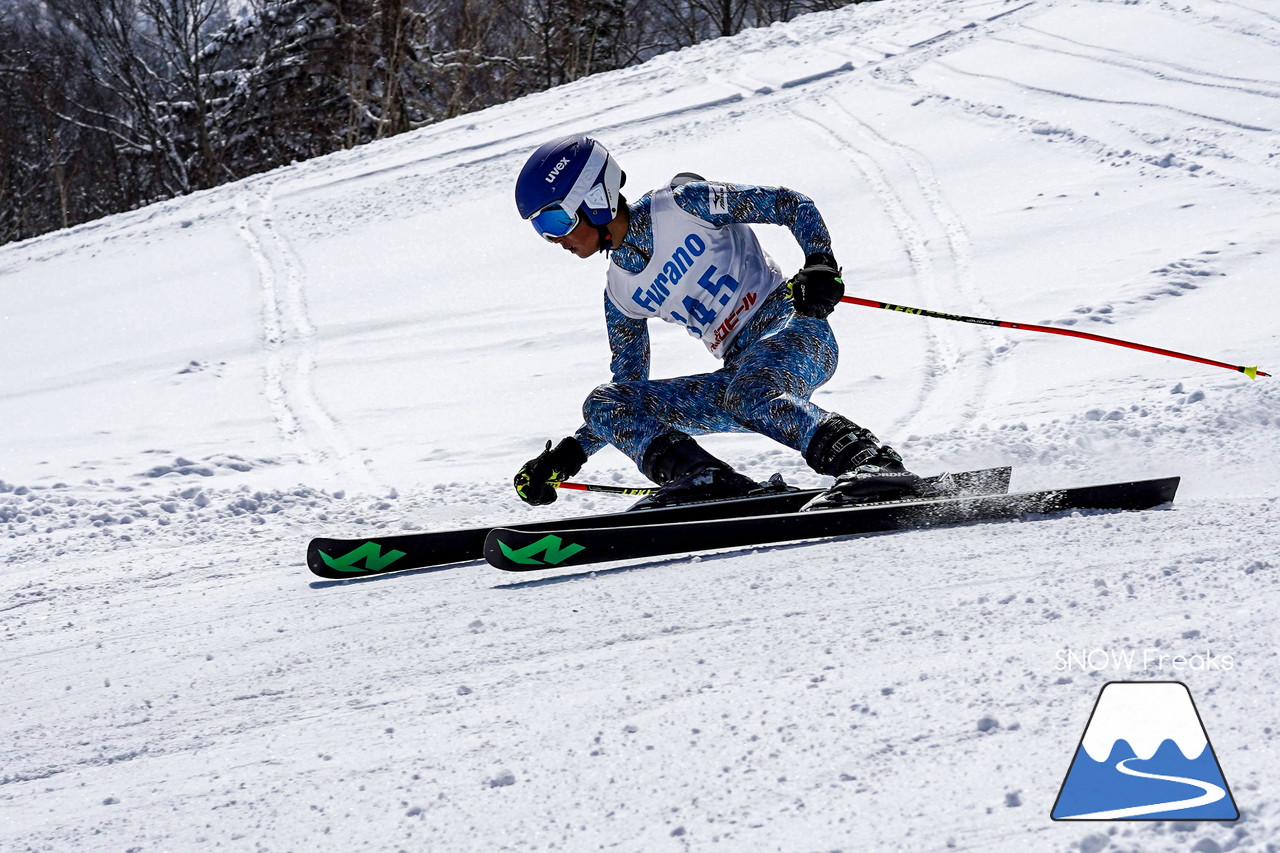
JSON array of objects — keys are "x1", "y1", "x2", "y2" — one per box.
[{"x1": 545, "y1": 157, "x2": 571, "y2": 183}]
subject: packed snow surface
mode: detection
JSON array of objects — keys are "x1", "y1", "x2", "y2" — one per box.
[{"x1": 3, "y1": 0, "x2": 1279, "y2": 850}]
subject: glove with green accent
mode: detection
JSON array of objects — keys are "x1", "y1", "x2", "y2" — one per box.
[
  {"x1": 514, "y1": 437, "x2": 588, "y2": 505},
  {"x1": 787, "y1": 252, "x2": 844, "y2": 319}
]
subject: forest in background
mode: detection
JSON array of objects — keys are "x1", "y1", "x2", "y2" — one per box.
[{"x1": 0, "y1": 0, "x2": 858, "y2": 245}]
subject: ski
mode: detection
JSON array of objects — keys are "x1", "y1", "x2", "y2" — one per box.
[
  {"x1": 306, "y1": 466, "x2": 1012, "y2": 578},
  {"x1": 483, "y1": 476, "x2": 1180, "y2": 572}
]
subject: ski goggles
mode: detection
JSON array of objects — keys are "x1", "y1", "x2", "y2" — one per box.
[{"x1": 527, "y1": 202, "x2": 579, "y2": 241}]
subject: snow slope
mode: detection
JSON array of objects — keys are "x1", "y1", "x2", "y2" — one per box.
[{"x1": 3, "y1": 0, "x2": 1279, "y2": 850}]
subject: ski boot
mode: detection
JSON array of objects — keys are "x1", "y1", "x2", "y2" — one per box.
[
  {"x1": 629, "y1": 432, "x2": 760, "y2": 510},
  {"x1": 801, "y1": 414, "x2": 923, "y2": 511}
]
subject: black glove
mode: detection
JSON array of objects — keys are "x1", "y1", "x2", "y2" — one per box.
[
  {"x1": 788, "y1": 253, "x2": 844, "y2": 319},
  {"x1": 514, "y1": 437, "x2": 588, "y2": 505}
]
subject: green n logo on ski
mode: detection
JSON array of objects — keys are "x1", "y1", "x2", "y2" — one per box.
[
  {"x1": 319, "y1": 541, "x2": 408, "y2": 573},
  {"x1": 497, "y1": 534, "x2": 586, "y2": 566}
]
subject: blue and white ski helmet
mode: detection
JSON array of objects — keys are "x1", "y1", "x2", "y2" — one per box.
[{"x1": 515, "y1": 135, "x2": 624, "y2": 240}]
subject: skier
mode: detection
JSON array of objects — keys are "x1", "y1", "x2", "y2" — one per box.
[{"x1": 511, "y1": 134, "x2": 921, "y2": 509}]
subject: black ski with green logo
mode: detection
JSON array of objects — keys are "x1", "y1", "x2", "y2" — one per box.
[
  {"x1": 482, "y1": 476, "x2": 1180, "y2": 572},
  {"x1": 306, "y1": 466, "x2": 1012, "y2": 578}
]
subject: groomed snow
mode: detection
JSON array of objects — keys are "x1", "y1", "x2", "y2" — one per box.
[{"x1": 2, "y1": 0, "x2": 1279, "y2": 850}]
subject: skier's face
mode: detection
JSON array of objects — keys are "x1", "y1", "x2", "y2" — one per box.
[{"x1": 548, "y1": 217, "x2": 600, "y2": 258}]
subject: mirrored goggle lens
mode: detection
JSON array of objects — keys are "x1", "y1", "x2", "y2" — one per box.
[{"x1": 529, "y1": 204, "x2": 578, "y2": 240}]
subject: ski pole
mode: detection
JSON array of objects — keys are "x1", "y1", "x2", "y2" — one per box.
[
  {"x1": 840, "y1": 295, "x2": 1270, "y2": 379},
  {"x1": 558, "y1": 481, "x2": 655, "y2": 496}
]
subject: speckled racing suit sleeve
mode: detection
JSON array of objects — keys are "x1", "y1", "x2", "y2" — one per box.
[
  {"x1": 671, "y1": 181, "x2": 833, "y2": 259},
  {"x1": 603, "y1": 293, "x2": 650, "y2": 383},
  {"x1": 574, "y1": 294, "x2": 651, "y2": 456}
]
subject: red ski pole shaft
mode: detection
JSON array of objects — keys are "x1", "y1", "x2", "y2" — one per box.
[
  {"x1": 558, "y1": 481, "x2": 655, "y2": 496},
  {"x1": 840, "y1": 296, "x2": 1270, "y2": 379}
]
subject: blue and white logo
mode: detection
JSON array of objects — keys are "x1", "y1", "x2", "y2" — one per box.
[{"x1": 1052, "y1": 681, "x2": 1238, "y2": 821}]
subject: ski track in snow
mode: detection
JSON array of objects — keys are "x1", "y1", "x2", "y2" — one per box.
[
  {"x1": 890, "y1": 7, "x2": 1280, "y2": 198},
  {"x1": 788, "y1": 90, "x2": 1007, "y2": 441},
  {"x1": 790, "y1": 103, "x2": 951, "y2": 433},
  {"x1": 929, "y1": 60, "x2": 1274, "y2": 134},
  {"x1": 823, "y1": 94, "x2": 1003, "y2": 434},
  {"x1": 3, "y1": 0, "x2": 1280, "y2": 851},
  {"x1": 237, "y1": 184, "x2": 374, "y2": 488},
  {"x1": 1208, "y1": 0, "x2": 1280, "y2": 33},
  {"x1": 1005, "y1": 27, "x2": 1280, "y2": 102}
]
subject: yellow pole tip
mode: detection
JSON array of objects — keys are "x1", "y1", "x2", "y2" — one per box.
[{"x1": 1243, "y1": 366, "x2": 1258, "y2": 380}]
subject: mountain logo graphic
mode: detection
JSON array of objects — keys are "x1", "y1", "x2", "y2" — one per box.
[{"x1": 1052, "y1": 681, "x2": 1238, "y2": 821}]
